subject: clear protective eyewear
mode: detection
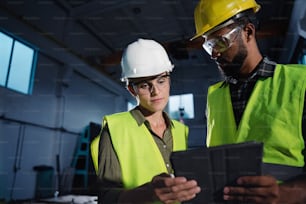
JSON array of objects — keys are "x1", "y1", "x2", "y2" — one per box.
[
  {"x1": 202, "y1": 26, "x2": 242, "y2": 56},
  {"x1": 132, "y1": 74, "x2": 170, "y2": 95}
]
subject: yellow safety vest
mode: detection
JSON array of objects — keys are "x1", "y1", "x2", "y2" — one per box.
[
  {"x1": 206, "y1": 64, "x2": 306, "y2": 167},
  {"x1": 104, "y1": 111, "x2": 188, "y2": 189}
]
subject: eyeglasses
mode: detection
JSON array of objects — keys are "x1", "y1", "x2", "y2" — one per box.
[
  {"x1": 202, "y1": 26, "x2": 241, "y2": 56},
  {"x1": 131, "y1": 74, "x2": 170, "y2": 95}
]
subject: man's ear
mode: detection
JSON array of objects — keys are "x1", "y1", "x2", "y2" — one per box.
[
  {"x1": 244, "y1": 23, "x2": 255, "y2": 40},
  {"x1": 127, "y1": 85, "x2": 137, "y2": 96}
]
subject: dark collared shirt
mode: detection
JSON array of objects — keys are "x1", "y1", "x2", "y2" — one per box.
[{"x1": 228, "y1": 57, "x2": 277, "y2": 125}]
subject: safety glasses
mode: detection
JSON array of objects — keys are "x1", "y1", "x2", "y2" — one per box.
[
  {"x1": 131, "y1": 74, "x2": 170, "y2": 95},
  {"x1": 202, "y1": 26, "x2": 242, "y2": 56}
]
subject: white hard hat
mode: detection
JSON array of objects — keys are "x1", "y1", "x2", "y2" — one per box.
[{"x1": 121, "y1": 38, "x2": 174, "y2": 82}]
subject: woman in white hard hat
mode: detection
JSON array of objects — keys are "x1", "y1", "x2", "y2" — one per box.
[
  {"x1": 92, "y1": 38, "x2": 201, "y2": 203},
  {"x1": 192, "y1": 0, "x2": 306, "y2": 203}
]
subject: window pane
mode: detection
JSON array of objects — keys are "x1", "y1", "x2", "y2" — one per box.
[
  {"x1": 169, "y1": 93, "x2": 194, "y2": 119},
  {"x1": 7, "y1": 41, "x2": 34, "y2": 94},
  {"x1": 0, "y1": 32, "x2": 13, "y2": 86},
  {"x1": 127, "y1": 101, "x2": 136, "y2": 111}
]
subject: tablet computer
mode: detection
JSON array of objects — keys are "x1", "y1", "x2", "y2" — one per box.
[{"x1": 171, "y1": 142, "x2": 263, "y2": 204}]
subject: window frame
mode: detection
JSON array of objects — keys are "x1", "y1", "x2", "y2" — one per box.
[
  {"x1": 0, "y1": 28, "x2": 38, "y2": 95},
  {"x1": 167, "y1": 93, "x2": 195, "y2": 120}
]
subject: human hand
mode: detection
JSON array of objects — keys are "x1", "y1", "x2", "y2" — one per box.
[
  {"x1": 223, "y1": 175, "x2": 279, "y2": 204},
  {"x1": 151, "y1": 173, "x2": 201, "y2": 204}
]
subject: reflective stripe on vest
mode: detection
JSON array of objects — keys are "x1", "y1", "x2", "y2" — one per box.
[
  {"x1": 105, "y1": 111, "x2": 188, "y2": 189},
  {"x1": 207, "y1": 64, "x2": 306, "y2": 168}
]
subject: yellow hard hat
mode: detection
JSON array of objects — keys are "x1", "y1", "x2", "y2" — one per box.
[{"x1": 191, "y1": 0, "x2": 261, "y2": 40}]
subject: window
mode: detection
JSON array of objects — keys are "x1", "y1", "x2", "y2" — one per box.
[
  {"x1": 168, "y1": 93, "x2": 194, "y2": 120},
  {"x1": 0, "y1": 30, "x2": 38, "y2": 94},
  {"x1": 127, "y1": 101, "x2": 136, "y2": 111}
]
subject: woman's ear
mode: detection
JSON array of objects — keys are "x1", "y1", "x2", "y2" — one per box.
[{"x1": 127, "y1": 85, "x2": 137, "y2": 97}]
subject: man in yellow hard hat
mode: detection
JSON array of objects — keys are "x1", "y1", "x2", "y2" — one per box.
[
  {"x1": 91, "y1": 38, "x2": 201, "y2": 203},
  {"x1": 192, "y1": 0, "x2": 306, "y2": 203}
]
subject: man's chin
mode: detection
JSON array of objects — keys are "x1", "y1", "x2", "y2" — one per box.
[
  {"x1": 219, "y1": 69, "x2": 239, "y2": 79},
  {"x1": 218, "y1": 64, "x2": 242, "y2": 78}
]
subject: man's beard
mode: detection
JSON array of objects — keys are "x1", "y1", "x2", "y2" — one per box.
[{"x1": 217, "y1": 38, "x2": 247, "y2": 79}]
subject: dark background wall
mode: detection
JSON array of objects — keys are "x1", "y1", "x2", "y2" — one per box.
[{"x1": 0, "y1": 0, "x2": 306, "y2": 201}]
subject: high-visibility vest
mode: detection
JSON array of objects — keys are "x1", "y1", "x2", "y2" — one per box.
[
  {"x1": 95, "y1": 111, "x2": 188, "y2": 189},
  {"x1": 206, "y1": 64, "x2": 306, "y2": 167}
]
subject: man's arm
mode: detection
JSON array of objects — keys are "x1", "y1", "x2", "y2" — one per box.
[
  {"x1": 223, "y1": 174, "x2": 306, "y2": 204},
  {"x1": 223, "y1": 176, "x2": 279, "y2": 203},
  {"x1": 279, "y1": 174, "x2": 306, "y2": 203}
]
